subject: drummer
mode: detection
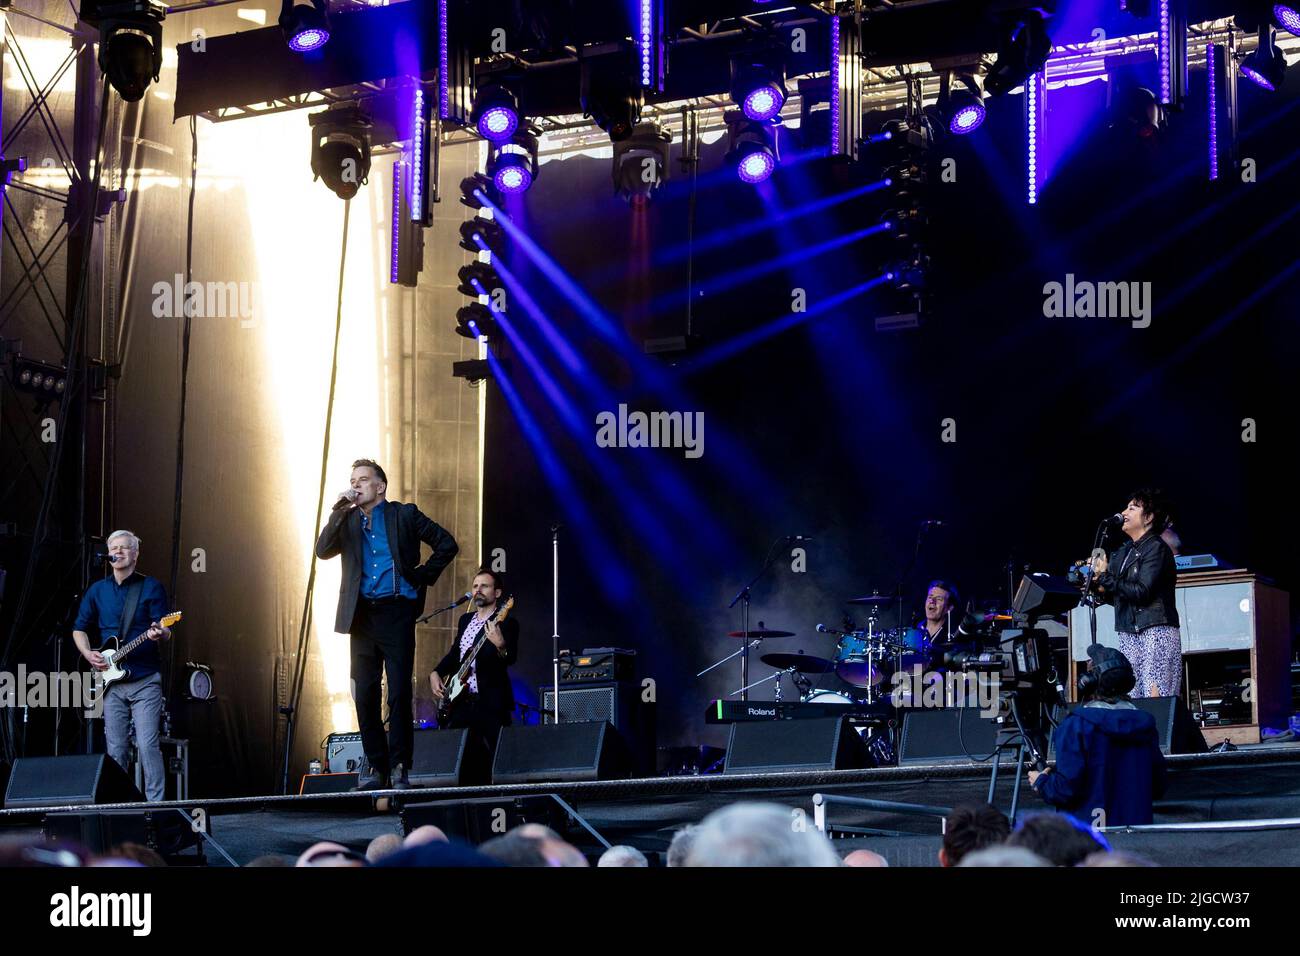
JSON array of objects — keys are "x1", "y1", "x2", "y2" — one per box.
[{"x1": 902, "y1": 579, "x2": 961, "y2": 666}]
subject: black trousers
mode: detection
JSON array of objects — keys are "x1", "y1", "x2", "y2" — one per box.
[
  {"x1": 349, "y1": 596, "x2": 420, "y2": 772},
  {"x1": 446, "y1": 693, "x2": 510, "y2": 761}
]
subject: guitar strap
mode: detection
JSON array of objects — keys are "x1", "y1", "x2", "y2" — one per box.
[{"x1": 114, "y1": 577, "x2": 145, "y2": 648}]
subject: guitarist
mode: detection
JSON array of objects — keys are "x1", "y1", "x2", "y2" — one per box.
[
  {"x1": 429, "y1": 569, "x2": 519, "y2": 759},
  {"x1": 71, "y1": 530, "x2": 172, "y2": 802}
]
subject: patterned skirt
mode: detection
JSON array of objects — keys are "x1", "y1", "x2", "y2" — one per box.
[{"x1": 1117, "y1": 625, "x2": 1183, "y2": 698}]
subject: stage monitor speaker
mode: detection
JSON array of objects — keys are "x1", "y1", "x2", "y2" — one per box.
[
  {"x1": 4, "y1": 755, "x2": 144, "y2": 809},
  {"x1": 722, "y1": 717, "x2": 870, "y2": 774},
  {"x1": 898, "y1": 708, "x2": 1001, "y2": 766},
  {"x1": 1053, "y1": 697, "x2": 1207, "y2": 756},
  {"x1": 299, "y1": 772, "x2": 359, "y2": 795},
  {"x1": 410, "y1": 727, "x2": 489, "y2": 787},
  {"x1": 491, "y1": 722, "x2": 629, "y2": 784},
  {"x1": 541, "y1": 681, "x2": 655, "y2": 776},
  {"x1": 43, "y1": 809, "x2": 202, "y2": 858}
]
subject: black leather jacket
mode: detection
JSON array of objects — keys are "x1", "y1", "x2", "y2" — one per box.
[{"x1": 1097, "y1": 531, "x2": 1179, "y2": 634}]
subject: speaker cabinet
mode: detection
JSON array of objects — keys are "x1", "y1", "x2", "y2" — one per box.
[
  {"x1": 410, "y1": 727, "x2": 489, "y2": 787},
  {"x1": 722, "y1": 717, "x2": 870, "y2": 774},
  {"x1": 898, "y1": 708, "x2": 1001, "y2": 766},
  {"x1": 4, "y1": 755, "x2": 144, "y2": 809},
  {"x1": 541, "y1": 681, "x2": 655, "y2": 775},
  {"x1": 492, "y1": 722, "x2": 629, "y2": 784},
  {"x1": 1052, "y1": 697, "x2": 1208, "y2": 756}
]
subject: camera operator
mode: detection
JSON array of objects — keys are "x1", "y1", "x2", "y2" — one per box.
[{"x1": 1028, "y1": 644, "x2": 1166, "y2": 826}]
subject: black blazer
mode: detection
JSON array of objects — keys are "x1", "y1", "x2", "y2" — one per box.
[
  {"x1": 1097, "y1": 530, "x2": 1180, "y2": 634},
  {"x1": 435, "y1": 610, "x2": 520, "y2": 718},
  {"x1": 316, "y1": 500, "x2": 459, "y2": 633}
]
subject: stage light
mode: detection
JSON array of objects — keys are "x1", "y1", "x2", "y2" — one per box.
[
  {"x1": 279, "y1": 0, "x2": 329, "y2": 52},
  {"x1": 9, "y1": 354, "x2": 68, "y2": 401},
  {"x1": 612, "y1": 121, "x2": 671, "y2": 204},
  {"x1": 472, "y1": 83, "x2": 520, "y2": 143},
  {"x1": 459, "y1": 172, "x2": 495, "y2": 211},
  {"x1": 487, "y1": 131, "x2": 538, "y2": 195},
  {"x1": 459, "y1": 217, "x2": 504, "y2": 253},
  {"x1": 944, "y1": 73, "x2": 987, "y2": 135},
  {"x1": 725, "y1": 113, "x2": 779, "y2": 184},
  {"x1": 1239, "y1": 28, "x2": 1287, "y2": 90},
  {"x1": 309, "y1": 105, "x2": 372, "y2": 199},
  {"x1": 457, "y1": 262, "x2": 502, "y2": 300},
  {"x1": 456, "y1": 303, "x2": 497, "y2": 340},
  {"x1": 731, "y1": 53, "x2": 787, "y2": 122},
  {"x1": 985, "y1": 11, "x2": 1052, "y2": 96},
  {"x1": 85, "y1": 0, "x2": 165, "y2": 103},
  {"x1": 581, "y1": 62, "x2": 644, "y2": 142},
  {"x1": 1276, "y1": 4, "x2": 1300, "y2": 36}
]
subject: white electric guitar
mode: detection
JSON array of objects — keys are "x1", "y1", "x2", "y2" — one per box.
[
  {"x1": 91, "y1": 611, "x2": 183, "y2": 700},
  {"x1": 437, "y1": 597, "x2": 514, "y2": 720}
]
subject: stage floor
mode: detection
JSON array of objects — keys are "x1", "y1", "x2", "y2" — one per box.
[{"x1": 3, "y1": 746, "x2": 1300, "y2": 866}]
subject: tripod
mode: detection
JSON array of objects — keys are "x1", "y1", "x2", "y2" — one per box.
[{"x1": 985, "y1": 691, "x2": 1051, "y2": 826}]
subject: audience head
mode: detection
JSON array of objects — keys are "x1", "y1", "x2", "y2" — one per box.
[
  {"x1": 1007, "y1": 814, "x2": 1110, "y2": 867},
  {"x1": 366, "y1": 833, "x2": 404, "y2": 864},
  {"x1": 103, "y1": 842, "x2": 166, "y2": 867},
  {"x1": 843, "y1": 849, "x2": 889, "y2": 867},
  {"x1": 244, "y1": 854, "x2": 293, "y2": 867},
  {"x1": 597, "y1": 845, "x2": 649, "y2": 868},
  {"x1": 940, "y1": 803, "x2": 1012, "y2": 867},
  {"x1": 1079, "y1": 850, "x2": 1156, "y2": 867},
  {"x1": 403, "y1": 825, "x2": 449, "y2": 848},
  {"x1": 296, "y1": 841, "x2": 367, "y2": 867},
  {"x1": 666, "y1": 825, "x2": 698, "y2": 868},
  {"x1": 685, "y1": 802, "x2": 841, "y2": 867},
  {"x1": 957, "y1": 846, "x2": 1052, "y2": 867}
]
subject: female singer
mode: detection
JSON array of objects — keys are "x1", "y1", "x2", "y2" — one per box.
[{"x1": 1091, "y1": 488, "x2": 1181, "y2": 698}]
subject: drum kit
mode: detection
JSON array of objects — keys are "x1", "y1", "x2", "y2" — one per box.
[{"x1": 695, "y1": 592, "x2": 940, "y2": 765}]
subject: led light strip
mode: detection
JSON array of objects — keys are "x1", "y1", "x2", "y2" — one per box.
[
  {"x1": 1027, "y1": 71, "x2": 1040, "y2": 205},
  {"x1": 1207, "y1": 42, "x2": 1218, "y2": 180},
  {"x1": 390, "y1": 160, "x2": 403, "y2": 283},
  {"x1": 830, "y1": 12, "x2": 841, "y2": 155}
]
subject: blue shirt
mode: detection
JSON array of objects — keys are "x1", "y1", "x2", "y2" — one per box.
[
  {"x1": 359, "y1": 505, "x2": 418, "y2": 601},
  {"x1": 74, "y1": 572, "x2": 168, "y2": 679}
]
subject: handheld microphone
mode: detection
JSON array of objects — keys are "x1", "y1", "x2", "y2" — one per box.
[{"x1": 333, "y1": 492, "x2": 359, "y2": 512}]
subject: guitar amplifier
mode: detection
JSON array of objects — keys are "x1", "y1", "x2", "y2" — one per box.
[
  {"x1": 325, "y1": 731, "x2": 365, "y2": 774},
  {"x1": 559, "y1": 648, "x2": 636, "y2": 683}
]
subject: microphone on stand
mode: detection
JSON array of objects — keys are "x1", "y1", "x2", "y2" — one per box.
[
  {"x1": 94, "y1": 552, "x2": 118, "y2": 563},
  {"x1": 417, "y1": 591, "x2": 473, "y2": 624}
]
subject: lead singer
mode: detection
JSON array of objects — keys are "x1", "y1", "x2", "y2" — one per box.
[
  {"x1": 316, "y1": 459, "x2": 458, "y2": 790},
  {"x1": 1090, "y1": 488, "x2": 1181, "y2": 698}
]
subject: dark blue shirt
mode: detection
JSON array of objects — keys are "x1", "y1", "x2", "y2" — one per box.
[
  {"x1": 359, "y1": 506, "x2": 418, "y2": 601},
  {"x1": 74, "y1": 572, "x2": 168, "y2": 679}
]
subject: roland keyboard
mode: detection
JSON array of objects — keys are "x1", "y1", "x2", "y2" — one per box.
[{"x1": 706, "y1": 699, "x2": 892, "y2": 724}]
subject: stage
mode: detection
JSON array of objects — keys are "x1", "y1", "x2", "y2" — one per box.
[{"x1": 3, "y1": 745, "x2": 1299, "y2": 866}]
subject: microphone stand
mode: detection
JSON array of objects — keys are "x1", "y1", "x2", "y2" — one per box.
[
  {"x1": 551, "y1": 524, "x2": 561, "y2": 724},
  {"x1": 726, "y1": 537, "x2": 784, "y2": 702}
]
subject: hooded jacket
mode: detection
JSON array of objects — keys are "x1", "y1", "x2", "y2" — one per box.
[{"x1": 1033, "y1": 701, "x2": 1167, "y2": 826}]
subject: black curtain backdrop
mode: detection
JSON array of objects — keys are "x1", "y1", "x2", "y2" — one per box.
[{"x1": 484, "y1": 71, "x2": 1299, "y2": 751}]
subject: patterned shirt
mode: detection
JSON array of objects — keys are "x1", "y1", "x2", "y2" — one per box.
[{"x1": 458, "y1": 614, "x2": 489, "y2": 693}]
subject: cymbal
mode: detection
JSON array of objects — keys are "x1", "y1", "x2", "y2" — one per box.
[
  {"x1": 727, "y1": 628, "x2": 795, "y2": 639},
  {"x1": 760, "y1": 652, "x2": 836, "y2": 674},
  {"x1": 846, "y1": 593, "x2": 900, "y2": 606}
]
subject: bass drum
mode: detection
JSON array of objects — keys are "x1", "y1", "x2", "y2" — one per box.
[{"x1": 801, "y1": 689, "x2": 856, "y2": 705}]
